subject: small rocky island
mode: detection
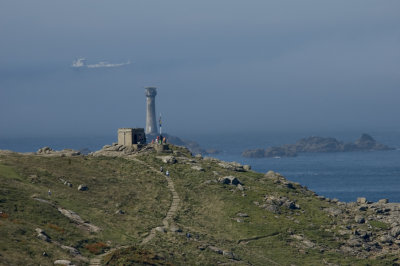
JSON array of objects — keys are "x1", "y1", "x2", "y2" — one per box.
[{"x1": 242, "y1": 134, "x2": 394, "y2": 158}]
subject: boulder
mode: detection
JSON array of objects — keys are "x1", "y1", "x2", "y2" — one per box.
[
  {"x1": 191, "y1": 165, "x2": 205, "y2": 171},
  {"x1": 218, "y1": 162, "x2": 245, "y2": 172},
  {"x1": 208, "y1": 246, "x2": 223, "y2": 254},
  {"x1": 35, "y1": 228, "x2": 51, "y2": 242},
  {"x1": 158, "y1": 156, "x2": 177, "y2": 164},
  {"x1": 218, "y1": 176, "x2": 242, "y2": 186},
  {"x1": 37, "y1": 147, "x2": 53, "y2": 154},
  {"x1": 169, "y1": 225, "x2": 182, "y2": 233},
  {"x1": 60, "y1": 245, "x2": 80, "y2": 255},
  {"x1": 243, "y1": 165, "x2": 251, "y2": 171},
  {"x1": 379, "y1": 235, "x2": 394, "y2": 244},
  {"x1": 77, "y1": 184, "x2": 88, "y2": 191},
  {"x1": 357, "y1": 197, "x2": 368, "y2": 204},
  {"x1": 236, "y1": 184, "x2": 245, "y2": 191},
  {"x1": 324, "y1": 207, "x2": 343, "y2": 216},
  {"x1": 115, "y1": 210, "x2": 125, "y2": 215},
  {"x1": 378, "y1": 199, "x2": 389, "y2": 204},
  {"x1": 103, "y1": 145, "x2": 122, "y2": 151},
  {"x1": 390, "y1": 226, "x2": 400, "y2": 238},
  {"x1": 355, "y1": 215, "x2": 365, "y2": 224},
  {"x1": 155, "y1": 226, "x2": 166, "y2": 233},
  {"x1": 54, "y1": 260, "x2": 73, "y2": 265}
]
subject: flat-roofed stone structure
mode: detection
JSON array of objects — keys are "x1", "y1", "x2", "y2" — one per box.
[{"x1": 118, "y1": 128, "x2": 146, "y2": 146}]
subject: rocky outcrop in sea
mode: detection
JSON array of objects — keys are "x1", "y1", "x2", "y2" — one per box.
[{"x1": 242, "y1": 134, "x2": 394, "y2": 158}]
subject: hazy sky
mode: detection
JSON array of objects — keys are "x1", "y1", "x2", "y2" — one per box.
[{"x1": 1, "y1": 0, "x2": 399, "y2": 138}]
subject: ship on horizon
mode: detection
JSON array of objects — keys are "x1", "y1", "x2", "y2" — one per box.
[{"x1": 72, "y1": 58, "x2": 131, "y2": 68}]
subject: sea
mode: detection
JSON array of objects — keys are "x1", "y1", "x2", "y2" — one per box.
[{"x1": 1, "y1": 130, "x2": 399, "y2": 203}]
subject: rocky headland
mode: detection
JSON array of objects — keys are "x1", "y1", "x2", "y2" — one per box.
[
  {"x1": 1, "y1": 143, "x2": 399, "y2": 265},
  {"x1": 242, "y1": 133, "x2": 394, "y2": 158}
]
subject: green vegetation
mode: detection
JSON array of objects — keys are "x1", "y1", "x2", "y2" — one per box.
[
  {"x1": 369, "y1": 220, "x2": 390, "y2": 230},
  {"x1": 0, "y1": 148, "x2": 398, "y2": 265}
]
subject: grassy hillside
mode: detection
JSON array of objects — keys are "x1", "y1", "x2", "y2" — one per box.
[{"x1": 0, "y1": 146, "x2": 399, "y2": 265}]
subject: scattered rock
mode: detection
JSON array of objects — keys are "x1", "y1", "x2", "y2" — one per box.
[
  {"x1": 355, "y1": 216, "x2": 365, "y2": 224},
  {"x1": 208, "y1": 246, "x2": 223, "y2": 254},
  {"x1": 237, "y1": 213, "x2": 249, "y2": 217},
  {"x1": 236, "y1": 184, "x2": 245, "y2": 191},
  {"x1": 35, "y1": 228, "x2": 51, "y2": 242},
  {"x1": 77, "y1": 184, "x2": 88, "y2": 191},
  {"x1": 324, "y1": 207, "x2": 343, "y2": 216},
  {"x1": 115, "y1": 210, "x2": 125, "y2": 215},
  {"x1": 263, "y1": 194, "x2": 300, "y2": 212},
  {"x1": 243, "y1": 165, "x2": 251, "y2": 171},
  {"x1": 378, "y1": 199, "x2": 389, "y2": 204},
  {"x1": 390, "y1": 226, "x2": 400, "y2": 238},
  {"x1": 169, "y1": 225, "x2": 182, "y2": 233},
  {"x1": 218, "y1": 176, "x2": 243, "y2": 186},
  {"x1": 155, "y1": 226, "x2": 166, "y2": 233},
  {"x1": 57, "y1": 208, "x2": 100, "y2": 232},
  {"x1": 37, "y1": 147, "x2": 53, "y2": 154},
  {"x1": 158, "y1": 156, "x2": 177, "y2": 164},
  {"x1": 36, "y1": 147, "x2": 80, "y2": 157},
  {"x1": 54, "y1": 260, "x2": 73, "y2": 265},
  {"x1": 191, "y1": 165, "x2": 205, "y2": 171},
  {"x1": 218, "y1": 161, "x2": 245, "y2": 172},
  {"x1": 357, "y1": 197, "x2": 368, "y2": 204},
  {"x1": 60, "y1": 245, "x2": 80, "y2": 255},
  {"x1": 379, "y1": 235, "x2": 394, "y2": 244}
]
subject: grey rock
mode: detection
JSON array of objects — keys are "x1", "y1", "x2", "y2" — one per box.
[
  {"x1": 115, "y1": 210, "x2": 125, "y2": 215},
  {"x1": 222, "y1": 250, "x2": 236, "y2": 259},
  {"x1": 60, "y1": 245, "x2": 80, "y2": 255},
  {"x1": 347, "y1": 238, "x2": 362, "y2": 247},
  {"x1": 158, "y1": 156, "x2": 177, "y2": 164},
  {"x1": 243, "y1": 165, "x2": 251, "y2": 171},
  {"x1": 355, "y1": 215, "x2": 365, "y2": 224},
  {"x1": 379, "y1": 235, "x2": 394, "y2": 244},
  {"x1": 155, "y1": 226, "x2": 166, "y2": 233},
  {"x1": 191, "y1": 165, "x2": 205, "y2": 171},
  {"x1": 169, "y1": 226, "x2": 182, "y2": 233},
  {"x1": 218, "y1": 176, "x2": 243, "y2": 186},
  {"x1": 35, "y1": 228, "x2": 51, "y2": 242},
  {"x1": 357, "y1": 197, "x2": 368, "y2": 204},
  {"x1": 236, "y1": 184, "x2": 245, "y2": 191},
  {"x1": 77, "y1": 184, "x2": 88, "y2": 191},
  {"x1": 54, "y1": 260, "x2": 73, "y2": 265},
  {"x1": 208, "y1": 246, "x2": 223, "y2": 254},
  {"x1": 378, "y1": 199, "x2": 389, "y2": 204},
  {"x1": 237, "y1": 213, "x2": 249, "y2": 217},
  {"x1": 390, "y1": 226, "x2": 400, "y2": 238},
  {"x1": 324, "y1": 207, "x2": 343, "y2": 216},
  {"x1": 218, "y1": 161, "x2": 245, "y2": 172}
]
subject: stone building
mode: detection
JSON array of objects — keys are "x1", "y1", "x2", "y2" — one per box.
[{"x1": 118, "y1": 128, "x2": 146, "y2": 146}]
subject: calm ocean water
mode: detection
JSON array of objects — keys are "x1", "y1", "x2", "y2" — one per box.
[
  {"x1": 1, "y1": 131, "x2": 399, "y2": 203},
  {"x1": 192, "y1": 131, "x2": 400, "y2": 203}
]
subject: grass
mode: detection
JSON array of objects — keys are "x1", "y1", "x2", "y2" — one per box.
[{"x1": 0, "y1": 148, "x2": 397, "y2": 265}]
